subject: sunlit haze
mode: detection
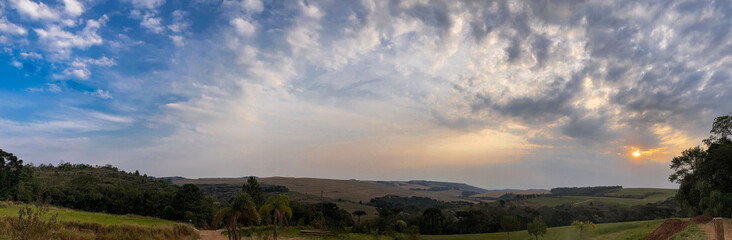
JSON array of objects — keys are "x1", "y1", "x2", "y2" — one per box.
[{"x1": 3, "y1": 0, "x2": 732, "y2": 189}]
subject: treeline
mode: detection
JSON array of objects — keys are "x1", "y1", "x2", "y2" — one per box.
[
  {"x1": 355, "y1": 195, "x2": 682, "y2": 235},
  {"x1": 550, "y1": 186, "x2": 622, "y2": 196},
  {"x1": 2, "y1": 161, "x2": 218, "y2": 228}
]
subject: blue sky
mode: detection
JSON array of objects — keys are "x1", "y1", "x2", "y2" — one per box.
[{"x1": 2, "y1": 0, "x2": 731, "y2": 189}]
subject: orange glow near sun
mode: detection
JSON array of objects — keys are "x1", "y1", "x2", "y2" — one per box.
[{"x1": 632, "y1": 149, "x2": 641, "y2": 157}]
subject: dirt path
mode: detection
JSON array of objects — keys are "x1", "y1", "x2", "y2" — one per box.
[
  {"x1": 196, "y1": 229, "x2": 308, "y2": 240},
  {"x1": 700, "y1": 218, "x2": 732, "y2": 240},
  {"x1": 198, "y1": 230, "x2": 228, "y2": 240}
]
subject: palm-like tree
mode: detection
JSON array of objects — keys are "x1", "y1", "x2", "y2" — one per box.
[
  {"x1": 214, "y1": 194, "x2": 260, "y2": 240},
  {"x1": 259, "y1": 195, "x2": 292, "y2": 240}
]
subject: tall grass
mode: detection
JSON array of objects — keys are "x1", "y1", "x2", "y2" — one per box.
[{"x1": 0, "y1": 204, "x2": 199, "y2": 240}]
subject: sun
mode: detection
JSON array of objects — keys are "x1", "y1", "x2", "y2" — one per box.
[{"x1": 632, "y1": 149, "x2": 641, "y2": 157}]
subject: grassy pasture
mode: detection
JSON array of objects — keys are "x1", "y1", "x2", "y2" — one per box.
[
  {"x1": 0, "y1": 202, "x2": 175, "y2": 226},
  {"x1": 421, "y1": 219, "x2": 666, "y2": 240},
  {"x1": 514, "y1": 188, "x2": 677, "y2": 207}
]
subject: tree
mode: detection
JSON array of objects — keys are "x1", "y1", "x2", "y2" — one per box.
[
  {"x1": 501, "y1": 216, "x2": 520, "y2": 240},
  {"x1": 214, "y1": 194, "x2": 260, "y2": 240},
  {"x1": 527, "y1": 216, "x2": 547, "y2": 240},
  {"x1": 420, "y1": 207, "x2": 444, "y2": 234},
  {"x1": 243, "y1": 177, "x2": 264, "y2": 207},
  {"x1": 170, "y1": 184, "x2": 215, "y2": 227},
  {"x1": 260, "y1": 195, "x2": 292, "y2": 240},
  {"x1": 670, "y1": 114, "x2": 732, "y2": 216},
  {"x1": 352, "y1": 210, "x2": 366, "y2": 223},
  {"x1": 0, "y1": 149, "x2": 29, "y2": 200},
  {"x1": 571, "y1": 220, "x2": 595, "y2": 239}
]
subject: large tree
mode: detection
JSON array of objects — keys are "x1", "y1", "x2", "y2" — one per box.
[
  {"x1": 243, "y1": 177, "x2": 264, "y2": 207},
  {"x1": 214, "y1": 193, "x2": 260, "y2": 240},
  {"x1": 0, "y1": 149, "x2": 29, "y2": 200},
  {"x1": 670, "y1": 114, "x2": 732, "y2": 216},
  {"x1": 527, "y1": 216, "x2": 547, "y2": 240},
  {"x1": 260, "y1": 195, "x2": 292, "y2": 240}
]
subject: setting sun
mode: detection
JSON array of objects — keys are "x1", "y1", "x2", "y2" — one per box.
[{"x1": 632, "y1": 149, "x2": 642, "y2": 157}]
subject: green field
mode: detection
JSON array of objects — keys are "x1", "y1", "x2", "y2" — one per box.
[
  {"x1": 514, "y1": 188, "x2": 677, "y2": 207},
  {"x1": 422, "y1": 219, "x2": 666, "y2": 240},
  {"x1": 0, "y1": 203, "x2": 175, "y2": 226}
]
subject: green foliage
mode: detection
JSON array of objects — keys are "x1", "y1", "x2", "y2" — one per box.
[
  {"x1": 420, "y1": 207, "x2": 444, "y2": 234},
  {"x1": 260, "y1": 195, "x2": 292, "y2": 240},
  {"x1": 0, "y1": 149, "x2": 30, "y2": 200},
  {"x1": 570, "y1": 220, "x2": 596, "y2": 239},
  {"x1": 214, "y1": 193, "x2": 260, "y2": 240},
  {"x1": 526, "y1": 216, "x2": 547, "y2": 240},
  {"x1": 291, "y1": 202, "x2": 354, "y2": 230},
  {"x1": 501, "y1": 216, "x2": 520, "y2": 239},
  {"x1": 168, "y1": 184, "x2": 216, "y2": 227},
  {"x1": 670, "y1": 114, "x2": 732, "y2": 216},
  {"x1": 243, "y1": 177, "x2": 264, "y2": 207},
  {"x1": 395, "y1": 219, "x2": 407, "y2": 232}
]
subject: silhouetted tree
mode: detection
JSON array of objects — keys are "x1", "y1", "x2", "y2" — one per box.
[
  {"x1": 670, "y1": 114, "x2": 732, "y2": 216},
  {"x1": 352, "y1": 210, "x2": 366, "y2": 223}
]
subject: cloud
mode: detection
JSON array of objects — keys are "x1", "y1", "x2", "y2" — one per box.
[
  {"x1": 169, "y1": 35, "x2": 183, "y2": 46},
  {"x1": 61, "y1": 0, "x2": 83, "y2": 17},
  {"x1": 168, "y1": 10, "x2": 189, "y2": 33},
  {"x1": 28, "y1": 83, "x2": 62, "y2": 92},
  {"x1": 125, "y1": 0, "x2": 165, "y2": 9},
  {"x1": 137, "y1": 11, "x2": 164, "y2": 33},
  {"x1": 0, "y1": 17, "x2": 27, "y2": 35},
  {"x1": 33, "y1": 16, "x2": 107, "y2": 58},
  {"x1": 230, "y1": 18, "x2": 255, "y2": 36},
  {"x1": 8, "y1": 0, "x2": 60, "y2": 21},
  {"x1": 87, "y1": 89, "x2": 112, "y2": 99}
]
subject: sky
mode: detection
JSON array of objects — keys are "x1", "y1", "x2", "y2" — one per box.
[{"x1": 1, "y1": 0, "x2": 731, "y2": 189}]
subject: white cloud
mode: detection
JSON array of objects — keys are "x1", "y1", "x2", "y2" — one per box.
[
  {"x1": 60, "y1": 67, "x2": 90, "y2": 79},
  {"x1": 8, "y1": 0, "x2": 60, "y2": 21},
  {"x1": 61, "y1": 0, "x2": 83, "y2": 17},
  {"x1": 88, "y1": 89, "x2": 112, "y2": 99},
  {"x1": 20, "y1": 52, "x2": 42, "y2": 59},
  {"x1": 33, "y1": 16, "x2": 106, "y2": 57},
  {"x1": 0, "y1": 17, "x2": 27, "y2": 35},
  {"x1": 138, "y1": 11, "x2": 164, "y2": 33},
  {"x1": 241, "y1": 0, "x2": 264, "y2": 13},
  {"x1": 230, "y1": 18, "x2": 256, "y2": 36},
  {"x1": 168, "y1": 10, "x2": 189, "y2": 33},
  {"x1": 10, "y1": 60, "x2": 22, "y2": 68},
  {"x1": 28, "y1": 83, "x2": 62, "y2": 92},
  {"x1": 169, "y1": 35, "x2": 183, "y2": 46},
  {"x1": 125, "y1": 0, "x2": 165, "y2": 9}
]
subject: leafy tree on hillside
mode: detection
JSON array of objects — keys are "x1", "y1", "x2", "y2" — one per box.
[
  {"x1": 260, "y1": 195, "x2": 292, "y2": 240},
  {"x1": 501, "y1": 216, "x2": 520, "y2": 240},
  {"x1": 0, "y1": 149, "x2": 30, "y2": 200},
  {"x1": 352, "y1": 210, "x2": 366, "y2": 223},
  {"x1": 670, "y1": 114, "x2": 732, "y2": 216},
  {"x1": 243, "y1": 177, "x2": 264, "y2": 207},
  {"x1": 214, "y1": 193, "x2": 260, "y2": 240},
  {"x1": 571, "y1": 220, "x2": 595, "y2": 239},
  {"x1": 527, "y1": 216, "x2": 547, "y2": 240},
  {"x1": 168, "y1": 184, "x2": 216, "y2": 227}
]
